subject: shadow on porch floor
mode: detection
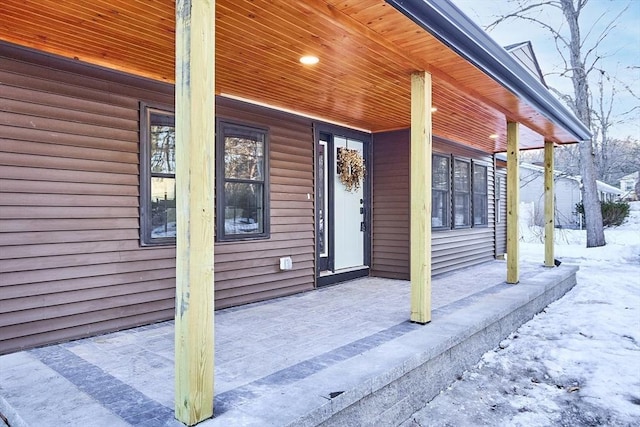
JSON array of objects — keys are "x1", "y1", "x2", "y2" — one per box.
[{"x1": 0, "y1": 260, "x2": 577, "y2": 427}]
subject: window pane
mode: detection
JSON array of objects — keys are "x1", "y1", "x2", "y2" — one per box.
[
  {"x1": 224, "y1": 182, "x2": 264, "y2": 235},
  {"x1": 454, "y1": 160, "x2": 470, "y2": 191},
  {"x1": 432, "y1": 190, "x2": 448, "y2": 227},
  {"x1": 433, "y1": 156, "x2": 449, "y2": 190},
  {"x1": 474, "y1": 194, "x2": 487, "y2": 225},
  {"x1": 474, "y1": 165, "x2": 487, "y2": 193},
  {"x1": 218, "y1": 122, "x2": 269, "y2": 241},
  {"x1": 224, "y1": 132, "x2": 265, "y2": 180},
  {"x1": 454, "y1": 193, "x2": 470, "y2": 226},
  {"x1": 150, "y1": 113, "x2": 176, "y2": 174},
  {"x1": 473, "y1": 165, "x2": 488, "y2": 225},
  {"x1": 150, "y1": 177, "x2": 176, "y2": 238},
  {"x1": 453, "y1": 159, "x2": 470, "y2": 227}
]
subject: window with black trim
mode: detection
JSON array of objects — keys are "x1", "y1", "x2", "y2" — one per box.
[
  {"x1": 140, "y1": 104, "x2": 176, "y2": 245},
  {"x1": 432, "y1": 155, "x2": 450, "y2": 228},
  {"x1": 216, "y1": 121, "x2": 269, "y2": 241},
  {"x1": 453, "y1": 159, "x2": 471, "y2": 228},
  {"x1": 473, "y1": 163, "x2": 488, "y2": 226}
]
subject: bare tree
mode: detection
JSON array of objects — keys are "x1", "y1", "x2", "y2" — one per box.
[
  {"x1": 486, "y1": 0, "x2": 633, "y2": 247},
  {"x1": 591, "y1": 69, "x2": 640, "y2": 184},
  {"x1": 522, "y1": 69, "x2": 640, "y2": 186},
  {"x1": 521, "y1": 144, "x2": 581, "y2": 177}
]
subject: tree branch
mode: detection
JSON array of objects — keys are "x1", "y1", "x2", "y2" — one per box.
[
  {"x1": 484, "y1": 0, "x2": 561, "y2": 32},
  {"x1": 582, "y1": 6, "x2": 627, "y2": 74}
]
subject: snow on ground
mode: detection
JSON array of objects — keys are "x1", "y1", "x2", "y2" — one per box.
[{"x1": 404, "y1": 202, "x2": 640, "y2": 427}]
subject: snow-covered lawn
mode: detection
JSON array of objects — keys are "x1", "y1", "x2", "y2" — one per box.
[{"x1": 404, "y1": 202, "x2": 640, "y2": 427}]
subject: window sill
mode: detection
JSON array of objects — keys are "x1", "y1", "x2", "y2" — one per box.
[
  {"x1": 216, "y1": 234, "x2": 271, "y2": 243},
  {"x1": 140, "y1": 241, "x2": 176, "y2": 248}
]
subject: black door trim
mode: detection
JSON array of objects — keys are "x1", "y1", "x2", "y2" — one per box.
[{"x1": 314, "y1": 122, "x2": 372, "y2": 284}]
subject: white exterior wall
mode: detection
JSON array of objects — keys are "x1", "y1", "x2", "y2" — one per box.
[{"x1": 520, "y1": 168, "x2": 581, "y2": 228}]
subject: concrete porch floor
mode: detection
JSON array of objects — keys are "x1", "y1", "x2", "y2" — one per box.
[{"x1": 0, "y1": 260, "x2": 578, "y2": 427}]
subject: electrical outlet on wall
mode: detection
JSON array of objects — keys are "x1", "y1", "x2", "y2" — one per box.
[{"x1": 279, "y1": 256, "x2": 293, "y2": 271}]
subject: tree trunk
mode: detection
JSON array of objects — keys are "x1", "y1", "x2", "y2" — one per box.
[
  {"x1": 579, "y1": 141, "x2": 605, "y2": 245},
  {"x1": 561, "y1": 0, "x2": 605, "y2": 247}
]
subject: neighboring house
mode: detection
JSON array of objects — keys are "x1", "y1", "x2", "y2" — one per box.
[
  {"x1": 0, "y1": 0, "x2": 590, "y2": 354},
  {"x1": 597, "y1": 181, "x2": 624, "y2": 202},
  {"x1": 518, "y1": 162, "x2": 623, "y2": 228},
  {"x1": 620, "y1": 171, "x2": 639, "y2": 201}
]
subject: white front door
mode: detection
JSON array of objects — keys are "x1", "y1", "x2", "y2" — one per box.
[
  {"x1": 316, "y1": 128, "x2": 369, "y2": 282},
  {"x1": 333, "y1": 137, "x2": 365, "y2": 270}
]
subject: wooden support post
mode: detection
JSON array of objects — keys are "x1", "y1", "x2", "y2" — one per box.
[
  {"x1": 410, "y1": 71, "x2": 432, "y2": 324},
  {"x1": 506, "y1": 122, "x2": 520, "y2": 284},
  {"x1": 174, "y1": 0, "x2": 215, "y2": 424},
  {"x1": 544, "y1": 141, "x2": 555, "y2": 267}
]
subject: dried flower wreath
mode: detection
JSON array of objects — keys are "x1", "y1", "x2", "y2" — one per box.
[{"x1": 337, "y1": 147, "x2": 366, "y2": 192}]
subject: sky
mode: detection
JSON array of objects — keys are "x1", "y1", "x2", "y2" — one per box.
[
  {"x1": 406, "y1": 201, "x2": 640, "y2": 426},
  {"x1": 453, "y1": 0, "x2": 640, "y2": 141}
]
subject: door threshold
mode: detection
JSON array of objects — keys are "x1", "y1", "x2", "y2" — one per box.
[
  {"x1": 317, "y1": 266, "x2": 369, "y2": 287},
  {"x1": 319, "y1": 266, "x2": 369, "y2": 277}
]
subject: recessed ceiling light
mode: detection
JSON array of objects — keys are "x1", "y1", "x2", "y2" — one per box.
[
  {"x1": 300, "y1": 55, "x2": 319, "y2": 65},
  {"x1": 489, "y1": 134, "x2": 499, "y2": 139}
]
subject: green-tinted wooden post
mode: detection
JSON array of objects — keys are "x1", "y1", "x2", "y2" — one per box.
[
  {"x1": 506, "y1": 122, "x2": 519, "y2": 284},
  {"x1": 544, "y1": 141, "x2": 555, "y2": 267},
  {"x1": 410, "y1": 71, "x2": 432, "y2": 324},
  {"x1": 174, "y1": 0, "x2": 215, "y2": 424}
]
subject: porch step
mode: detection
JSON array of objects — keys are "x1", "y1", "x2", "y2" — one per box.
[{"x1": 203, "y1": 265, "x2": 578, "y2": 426}]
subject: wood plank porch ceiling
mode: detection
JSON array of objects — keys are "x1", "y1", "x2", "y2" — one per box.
[{"x1": 0, "y1": 0, "x2": 577, "y2": 152}]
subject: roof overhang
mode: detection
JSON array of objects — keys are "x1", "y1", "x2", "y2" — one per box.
[
  {"x1": 387, "y1": 0, "x2": 591, "y2": 142},
  {"x1": 0, "y1": 0, "x2": 591, "y2": 152}
]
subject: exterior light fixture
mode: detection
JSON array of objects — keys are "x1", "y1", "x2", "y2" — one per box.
[
  {"x1": 299, "y1": 55, "x2": 319, "y2": 65},
  {"x1": 489, "y1": 134, "x2": 499, "y2": 139},
  {"x1": 431, "y1": 107, "x2": 438, "y2": 113}
]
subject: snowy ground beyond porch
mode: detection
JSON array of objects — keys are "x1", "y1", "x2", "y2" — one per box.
[{"x1": 405, "y1": 202, "x2": 640, "y2": 426}]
